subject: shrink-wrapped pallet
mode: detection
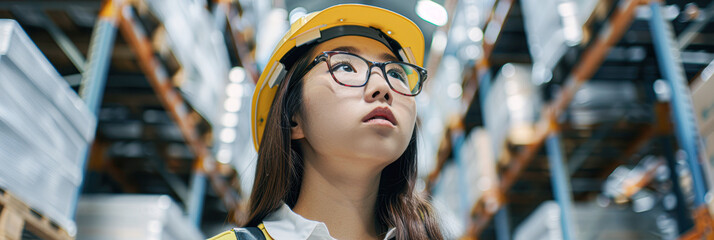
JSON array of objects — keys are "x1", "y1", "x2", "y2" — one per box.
[
  {"x1": 514, "y1": 201, "x2": 668, "y2": 240},
  {"x1": 76, "y1": 195, "x2": 204, "y2": 240},
  {"x1": 521, "y1": 0, "x2": 601, "y2": 82},
  {"x1": 0, "y1": 19, "x2": 96, "y2": 236},
  {"x1": 142, "y1": 0, "x2": 231, "y2": 126},
  {"x1": 483, "y1": 64, "x2": 541, "y2": 158}
]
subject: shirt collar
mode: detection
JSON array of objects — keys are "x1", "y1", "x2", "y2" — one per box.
[{"x1": 262, "y1": 203, "x2": 397, "y2": 240}]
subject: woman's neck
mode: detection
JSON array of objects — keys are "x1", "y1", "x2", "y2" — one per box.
[{"x1": 292, "y1": 153, "x2": 384, "y2": 240}]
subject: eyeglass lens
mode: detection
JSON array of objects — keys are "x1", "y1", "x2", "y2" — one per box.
[{"x1": 327, "y1": 53, "x2": 422, "y2": 95}]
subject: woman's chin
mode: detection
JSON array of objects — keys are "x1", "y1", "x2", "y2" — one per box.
[{"x1": 348, "y1": 146, "x2": 404, "y2": 164}]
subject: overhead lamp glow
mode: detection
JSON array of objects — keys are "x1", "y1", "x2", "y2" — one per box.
[
  {"x1": 229, "y1": 67, "x2": 246, "y2": 83},
  {"x1": 289, "y1": 7, "x2": 308, "y2": 24},
  {"x1": 416, "y1": 0, "x2": 448, "y2": 26},
  {"x1": 220, "y1": 128, "x2": 236, "y2": 143},
  {"x1": 447, "y1": 83, "x2": 462, "y2": 99},
  {"x1": 224, "y1": 98, "x2": 242, "y2": 112},
  {"x1": 221, "y1": 113, "x2": 239, "y2": 127},
  {"x1": 468, "y1": 27, "x2": 484, "y2": 42},
  {"x1": 226, "y1": 83, "x2": 244, "y2": 98},
  {"x1": 430, "y1": 31, "x2": 447, "y2": 53},
  {"x1": 217, "y1": 148, "x2": 232, "y2": 164}
]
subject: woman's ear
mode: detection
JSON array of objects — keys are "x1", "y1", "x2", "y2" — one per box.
[{"x1": 290, "y1": 116, "x2": 305, "y2": 140}]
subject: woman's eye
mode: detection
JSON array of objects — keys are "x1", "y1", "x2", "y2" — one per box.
[
  {"x1": 388, "y1": 70, "x2": 406, "y2": 82},
  {"x1": 332, "y1": 63, "x2": 355, "y2": 73}
]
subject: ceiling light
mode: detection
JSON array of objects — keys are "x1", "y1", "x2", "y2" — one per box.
[
  {"x1": 220, "y1": 128, "x2": 236, "y2": 143},
  {"x1": 221, "y1": 113, "x2": 239, "y2": 127},
  {"x1": 468, "y1": 27, "x2": 483, "y2": 42},
  {"x1": 229, "y1": 67, "x2": 245, "y2": 83},
  {"x1": 226, "y1": 83, "x2": 244, "y2": 98},
  {"x1": 224, "y1": 98, "x2": 242, "y2": 112},
  {"x1": 416, "y1": 0, "x2": 448, "y2": 26}
]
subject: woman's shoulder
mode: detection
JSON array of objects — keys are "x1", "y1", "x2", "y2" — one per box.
[
  {"x1": 207, "y1": 230, "x2": 237, "y2": 240},
  {"x1": 207, "y1": 223, "x2": 273, "y2": 240}
]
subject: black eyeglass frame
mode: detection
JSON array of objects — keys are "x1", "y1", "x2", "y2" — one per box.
[{"x1": 297, "y1": 51, "x2": 428, "y2": 96}]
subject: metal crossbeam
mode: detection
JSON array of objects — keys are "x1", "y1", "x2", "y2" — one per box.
[
  {"x1": 678, "y1": 1, "x2": 714, "y2": 49},
  {"x1": 35, "y1": 10, "x2": 87, "y2": 73}
]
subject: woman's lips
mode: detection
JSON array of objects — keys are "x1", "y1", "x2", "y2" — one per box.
[{"x1": 362, "y1": 107, "x2": 397, "y2": 126}]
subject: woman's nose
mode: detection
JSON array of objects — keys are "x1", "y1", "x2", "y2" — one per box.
[{"x1": 364, "y1": 67, "x2": 392, "y2": 103}]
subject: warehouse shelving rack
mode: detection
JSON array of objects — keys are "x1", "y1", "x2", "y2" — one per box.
[
  {"x1": 0, "y1": 0, "x2": 257, "y2": 231},
  {"x1": 467, "y1": 0, "x2": 646, "y2": 236},
  {"x1": 422, "y1": 0, "x2": 714, "y2": 239},
  {"x1": 424, "y1": 0, "x2": 517, "y2": 238},
  {"x1": 426, "y1": 0, "x2": 515, "y2": 191},
  {"x1": 213, "y1": 0, "x2": 260, "y2": 85},
  {"x1": 85, "y1": 0, "x2": 251, "y2": 225}
]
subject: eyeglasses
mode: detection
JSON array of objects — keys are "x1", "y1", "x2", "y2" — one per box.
[{"x1": 301, "y1": 51, "x2": 427, "y2": 96}]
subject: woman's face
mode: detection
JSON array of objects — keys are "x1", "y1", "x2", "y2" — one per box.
[{"x1": 291, "y1": 35, "x2": 417, "y2": 168}]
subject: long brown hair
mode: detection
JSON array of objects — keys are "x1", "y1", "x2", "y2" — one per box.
[{"x1": 243, "y1": 44, "x2": 443, "y2": 240}]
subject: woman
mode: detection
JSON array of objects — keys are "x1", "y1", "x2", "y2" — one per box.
[{"x1": 210, "y1": 4, "x2": 442, "y2": 240}]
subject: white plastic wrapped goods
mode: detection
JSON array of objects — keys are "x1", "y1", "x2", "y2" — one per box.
[
  {"x1": 484, "y1": 64, "x2": 541, "y2": 158},
  {"x1": 521, "y1": 0, "x2": 599, "y2": 77},
  {"x1": 514, "y1": 201, "x2": 666, "y2": 240},
  {"x1": 143, "y1": 0, "x2": 231, "y2": 126},
  {"x1": 430, "y1": 129, "x2": 498, "y2": 238},
  {"x1": 568, "y1": 80, "x2": 640, "y2": 126},
  {"x1": 76, "y1": 195, "x2": 204, "y2": 240},
  {"x1": 692, "y1": 61, "x2": 714, "y2": 136},
  {"x1": 0, "y1": 19, "x2": 96, "y2": 235}
]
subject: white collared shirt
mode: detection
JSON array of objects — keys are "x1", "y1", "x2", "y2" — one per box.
[{"x1": 262, "y1": 203, "x2": 397, "y2": 240}]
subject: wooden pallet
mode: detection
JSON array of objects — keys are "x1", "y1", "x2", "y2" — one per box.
[{"x1": 0, "y1": 189, "x2": 72, "y2": 240}]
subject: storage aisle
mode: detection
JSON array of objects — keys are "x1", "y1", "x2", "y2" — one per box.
[{"x1": 1, "y1": 0, "x2": 713, "y2": 239}]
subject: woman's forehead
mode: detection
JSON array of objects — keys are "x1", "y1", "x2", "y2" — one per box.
[{"x1": 312, "y1": 36, "x2": 398, "y2": 61}]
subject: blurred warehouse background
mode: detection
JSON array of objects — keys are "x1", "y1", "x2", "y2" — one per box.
[{"x1": 1, "y1": 0, "x2": 714, "y2": 239}]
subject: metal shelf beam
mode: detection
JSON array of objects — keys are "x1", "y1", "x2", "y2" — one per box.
[
  {"x1": 36, "y1": 10, "x2": 87, "y2": 73},
  {"x1": 677, "y1": 1, "x2": 714, "y2": 49}
]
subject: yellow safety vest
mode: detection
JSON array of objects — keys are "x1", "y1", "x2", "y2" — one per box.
[{"x1": 207, "y1": 223, "x2": 273, "y2": 240}]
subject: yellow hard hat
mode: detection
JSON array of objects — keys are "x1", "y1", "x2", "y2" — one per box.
[{"x1": 251, "y1": 4, "x2": 425, "y2": 151}]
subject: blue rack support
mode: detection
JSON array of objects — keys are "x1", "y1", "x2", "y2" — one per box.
[
  {"x1": 187, "y1": 172, "x2": 207, "y2": 226},
  {"x1": 648, "y1": 1, "x2": 708, "y2": 207},
  {"x1": 451, "y1": 129, "x2": 469, "y2": 223},
  {"x1": 661, "y1": 137, "x2": 696, "y2": 234},
  {"x1": 78, "y1": 0, "x2": 118, "y2": 116},
  {"x1": 494, "y1": 206, "x2": 511, "y2": 240},
  {"x1": 72, "y1": 0, "x2": 120, "y2": 217},
  {"x1": 545, "y1": 131, "x2": 577, "y2": 240},
  {"x1": 478, "y1": 66, "x2": 514, "y2": 240}
]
